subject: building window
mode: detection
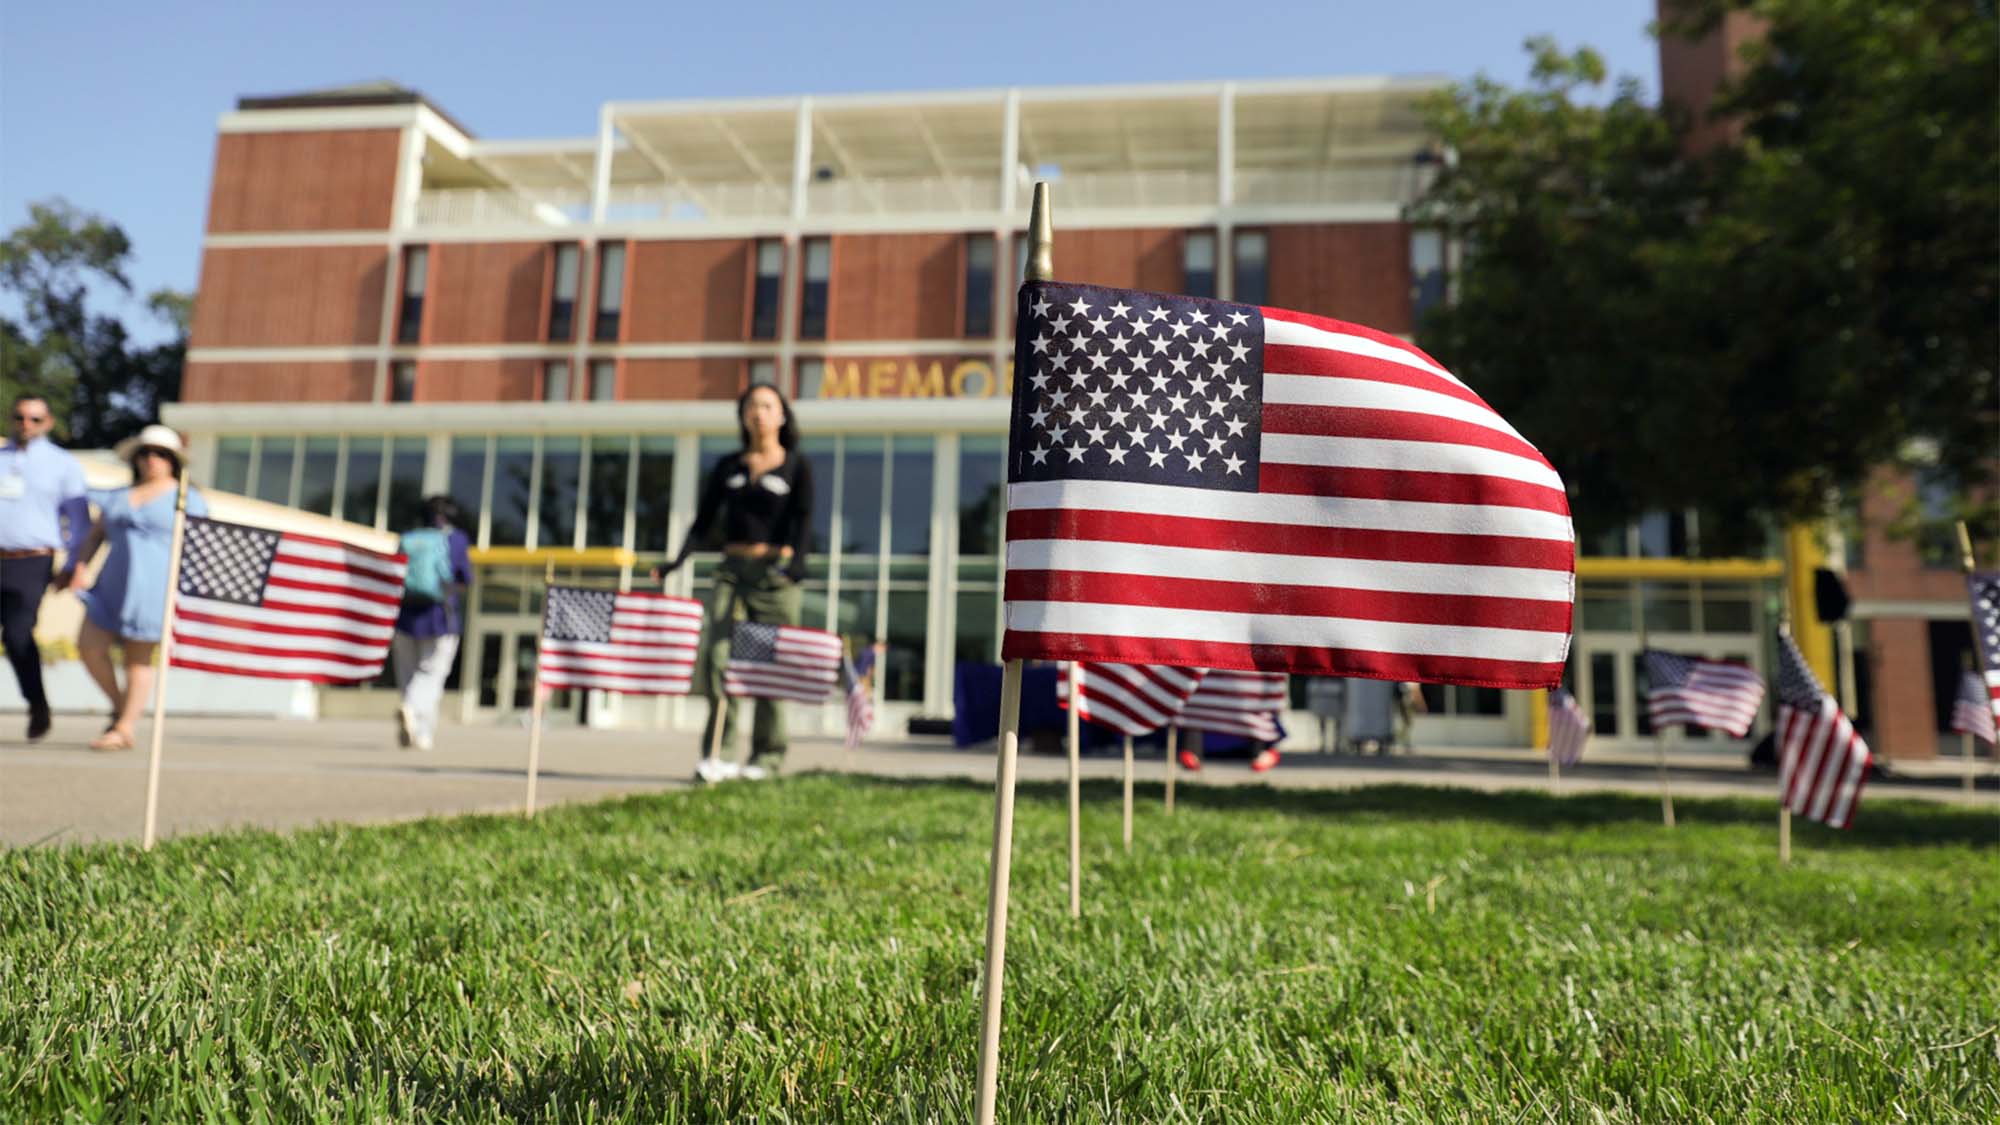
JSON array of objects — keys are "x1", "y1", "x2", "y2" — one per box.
[
  {"x1": 796, "y1": 359, "x2": 825, "y2": 398},
  {"x1": 542, "y1": 361, "x2": 571, "y2": 402},
  {"x1": 1232, "y1": 230, "x2": 1268, "y2": 306},
  {"x1": 963, "y1": 233, "x2": 995, "y2": 338},
  {"x1": 548, "y1": 243, "x2": 580, "y2": 341},
  {"x1": 300, "y1": 438, "x2": 339, "y2": 516},
  {"x1": 748, "y1": 359, "x2": 778, "y2": 389},
  {"x1": 1410, "y1": 229, "x2": 1446, "y2": 325},
  {"x1": 594, "y1": 241, "x2": 627, "y2": 342},
  {"x1": 590, "y1": 359, "x2": 617, "y2": 401},
  {"x1": 586, "y1": 435, "x2": 633, "y2": 548},
  {"x1": 799, "y1": 237, "x2": 830, "y2": 339},
  {"x1": 213, "y1": 437, "x2": 253, "y2": 494},
  {"x1": 1183, "y1": 230, "x2": 1216, "y2": 299},
  {"x1": 390, "y1": 361, "x2": 416, "y2": 403},
  {"x1": 539, "y1": 437, "x2": 582, "y2": 549},
  {"x1": 396, "y1": 246, "x2": 428, "y2": 343},
  {"x1": 255, "y1": 436, "x2": 297, "y2": 507},
  {"x1": 750, "y1": 239, "x2": 783, "y2": 340},
  {"x1": 631, "y1": 436, "x2": 675, "y2": 553}
]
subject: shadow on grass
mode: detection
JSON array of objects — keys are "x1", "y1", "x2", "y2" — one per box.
[{"x1": 785, "y1": 771, "x2": 2000, "y2": 851}]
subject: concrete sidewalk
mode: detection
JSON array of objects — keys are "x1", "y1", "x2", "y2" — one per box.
[{"x1": 3, "y1": 715, "x2": 1993, "y2": 847}]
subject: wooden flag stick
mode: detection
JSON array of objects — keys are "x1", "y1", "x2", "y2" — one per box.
[
  {"x1": 140, "y1": 475, "x2": 192, "y2": 852},
  {"x1": 974, "y1": 179, "x2": 1050, "y2": 1125},
  {"x1": 1954, "y1": 522, "x2": 1984, "y2": 802},
  {"x1": 1655, "y1": 728, "x2": 1676, "y2": 828},
  {"x1": 1779, "y1": 806, "x2": 1792, "y2": 865},
  {"x1": 1548, "y1": 748, "x2": 1560, "y2": 794},
  {"x1": 1164, "y1": 724, "x2": 1179, "y2": 815},
  {"x1": 974, "y1": 658, "x2": 1025, "y2": 1125},
  {"x1": 1066, "y1": 662, "x2": 1082, "y2": 919},
  {"x1": 1965, "y1": 732, "x2": 1977, "y2": 799},
  {"x1": 524, "y1": 561, "x2": 555, "y2": 817},
  {"x1": 1122, "y1": 735, "x2": 1134, "y2": 853}
]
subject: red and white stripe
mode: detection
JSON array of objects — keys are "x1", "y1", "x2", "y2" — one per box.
[
  {"x1": 1648, "y1": 660, "x2": 1765, "y2": 737},
  {"x1": 1173, "y1": 670, "x2": 1287, "y2": 741},
  {"x1": 539, "y1": 592, "x2": 701, "y2": 695},
  {"x1": 1778, "y1": 697, "x2": 1872, "y2": 830},
  {"x1": 1056, "y1": 662, "x2": 1204, "y2": 736},
  {"x1": 172, "y1": 529, "x2": 405, "y2": 685},
  {"x1": 725, "y1": 625, "x2": 843, "y2": 703},
  {"x1": 1004, "y1": 301, "x2": 1573, "y2": 688}
]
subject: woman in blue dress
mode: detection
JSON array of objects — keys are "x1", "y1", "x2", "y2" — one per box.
[{"x1": 70, "y1": 425, "x2": 206, "y2": 751}]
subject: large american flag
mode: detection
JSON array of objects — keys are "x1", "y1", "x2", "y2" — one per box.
[
  {"x1": 1547, "y1": 687, "x2": 1591, "y2": 768},
  {"x1": 1174, "y1": 670, "x2": 1287, "y2": 742},
  {"x1": 1950, "y1": 670, "x2": 1997, "y2": 745},
  {"x1": 724, "y1": 622, "x2": 843, "y2": 702},
  {"x1": 170, "y1": 516, "x2": 405, "y2": 684},
  {"x1": 1967, "y1": 572, "x2": 2000, "y2": 727},
  {"x1": 1056, "y1": 662, "x2": 1204, "y2": 736},
  {"x1": 1775, "y1": 629, "x2": 1872, "y2": 829},
  {"x1": 1642, "y1": 650, "x2": 1765, "y2": 738},
  {"x1": 537, "y1": 586, "x2": 701, "y2": 695},
  {"x1": 1001, "y1": 281, "x2": 1574, "y2": 688}
]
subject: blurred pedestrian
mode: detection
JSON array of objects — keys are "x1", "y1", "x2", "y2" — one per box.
[
  {"x1": 0, "y1": 394, "x2": 89, "y2": 741},
  {"x1": 655, "y1": 384, "x2": 814, "y2": 783},
  {"x1": 391, "y1": 495, "x2": 472, "y2": 751},
  {"x1": 72, "y1": 425, "x2": 205, "y2": 751}
]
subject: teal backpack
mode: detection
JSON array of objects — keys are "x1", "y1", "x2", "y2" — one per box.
[{"x1": 399, "y1": 528, "x2": 456, "y2": 609}]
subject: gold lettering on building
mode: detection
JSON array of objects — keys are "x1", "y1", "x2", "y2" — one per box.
[{"x1": 807, "y1": 358, "x2": 1015, "y2": 399}]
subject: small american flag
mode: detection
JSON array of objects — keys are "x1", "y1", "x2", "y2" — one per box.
[
  {"x1": 1001, "y1": 281, "x2": 1574, "y2": 688},
  {"x1": 1950, "y1": 670, "x2": 1997, "y2": 745},
  {"x1": 1547, "y1": 687, "x2": 1591, "y2": 768},
  {"x1": 1173, "y1": 670, "x2": 1287, "y2": 741},
  {"x1": 1775, "y1": 629, "x2": 1872, "y2": 829},
  {"x1": 724, "y1": 621, "x2": 843, "y2": 702},
  {"x1": 844, "y1": 646, "x2": 877, "y2": 750},
  {"x1": 1642, "y1": 650, "x2": 1765, "y2": 738},
  {"x1": 1057, "y1": 662, "x2": 1204, "y2": 736},
  {"x1": 1967, "y1": 572, "x2": 2000, "y2": 727},
  {"x1": 171, "y1": 515, "x2": 405, "y2": 684},
  {"x1": 537, "y1": 586, "x2": 701, "y2": 695}
]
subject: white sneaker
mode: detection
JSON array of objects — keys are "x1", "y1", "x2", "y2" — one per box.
[
  {"x1": 740, "y1": 764, "x2": 768, "y2": 782},
  {"x1": 395, "y1": 706, "x2": 414, "y2": 748},
  {"x1": 695, "y1": 758, "x2": 741, "y2": 784}
]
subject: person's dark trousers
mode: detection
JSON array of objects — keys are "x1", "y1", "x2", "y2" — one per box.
[{"x1": 1, "y1": 554, "x2": 55, "y2": 716}]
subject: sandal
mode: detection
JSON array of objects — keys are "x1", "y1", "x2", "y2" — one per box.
[{"x1": 89, "y1": 728, "x2": 135, "y2": 752}]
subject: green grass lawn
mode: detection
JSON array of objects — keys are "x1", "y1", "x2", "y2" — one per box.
[{"x1": 2, "y1": 776, "x2": 1996, "y2": 1122}]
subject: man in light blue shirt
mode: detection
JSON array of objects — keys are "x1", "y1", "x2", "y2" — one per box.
[{"x1": 1, "y1": 394, "x2": 90, "y2": 741}]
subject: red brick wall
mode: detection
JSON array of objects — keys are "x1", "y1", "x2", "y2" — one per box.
[
  {"x1": 623, "y1": 358, "x2": 743, "y2": 400},
  {"x1": 412, "y1": 359, "x2": 539, "y2": 402},
  {"x1": 1058, "y1": 228, "x2": 1185, "y2": 293},
  {"x1": 1263, "y1": 222, "x2": 1412, "y2": 333},
  {"x1": 826, "y1": 233, "x2": 963, "y2": 340},
  {"x1": 425, "y1": 243, "x2": 551, "y2": 345},
  {"x1": 1657, "y1": 2, "x2": 1769, "y2": 154},
  {"x1": 626, "y1": 239, "x2": 753, "y2": 342},
  {"x1": 181, "y1": 361, "x2": 376, "y2": 403},
  {"x1": 206, "y1": 129, "x2": 402, "y2": 232},
  {"x1": 1866, "y1": 617, "x2": 1937, "y2": 760},
  {"x1": 190, "y1": 246, "x2": 388, "y2": 348}
]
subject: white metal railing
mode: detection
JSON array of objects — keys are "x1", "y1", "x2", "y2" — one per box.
[
  {"x1": 803, "y1": 174, "x2": 1003, "y2": 217},
  {"x1": 413, "y1": 188, "x2": 592, "y2": 229},
  {"x1": 1232, "y1": 164, "x2": 1437, "y2": 207},
  {"x1": 601, "y1": 181, "x2": 793, "y2": 223},
  {"x1": 1050, "y1": 169, "x2": 1220, "y2": 210}
]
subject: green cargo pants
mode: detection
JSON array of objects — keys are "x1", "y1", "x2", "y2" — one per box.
[{"x1": 698, "y1": 556, "x2": 804, "y2": 768}]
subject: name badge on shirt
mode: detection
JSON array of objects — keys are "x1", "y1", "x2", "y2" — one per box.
[{"x1": 0, "y1": 476, "x2": 25, "y2": 500}]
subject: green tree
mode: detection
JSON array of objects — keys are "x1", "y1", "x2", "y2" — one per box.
[
  {"x1": 0, "y1": 199, "x2": 191, "y2": 448},
  {"x1": 1409, "y1": 4, "x2": 1998, "y2": 554}
]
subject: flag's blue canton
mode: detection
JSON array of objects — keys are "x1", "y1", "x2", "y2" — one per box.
[
  {"x1": 179, "y1": 518, "x2": 278, "y2": 605},
  {"x1": 545, "y1": 586, "x2": 616, "y2": 643},
  {"x1": 1970, "y1": 572, "x2": 2000, "y2": 668},
  {"x1": 733, "y1": 621, "x2": 780, "y2": 664},
  {"x1": 1775, "y1": 631, "x2": 1827, "y2": 709},
  {"x1": 1642, "y1": 650, "x2": 1696, "y2": 690},
  {"x1": 1010, "y1": 282, "x2": 1263, "y2": 493}
]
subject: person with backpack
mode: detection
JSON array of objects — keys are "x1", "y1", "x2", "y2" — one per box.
[{"x1": 392, "y1": 495, "x2": 472, "y2": 751}]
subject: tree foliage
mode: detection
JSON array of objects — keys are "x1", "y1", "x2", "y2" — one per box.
[
  {"x1": 0, "y1": 199, "x2": 190, "y2": 448},
  {"x1": 1409, "y1": 2, "x2": 1998, "y2": 553}
]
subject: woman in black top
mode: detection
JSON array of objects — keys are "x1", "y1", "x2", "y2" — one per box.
[{"x1": 657, "y1": 384, "x2": 814, "y2": 781}]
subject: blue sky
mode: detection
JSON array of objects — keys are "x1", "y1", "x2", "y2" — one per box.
[{"x1": 1, "y1": 1, "x2": 1660, "y2": 343}]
